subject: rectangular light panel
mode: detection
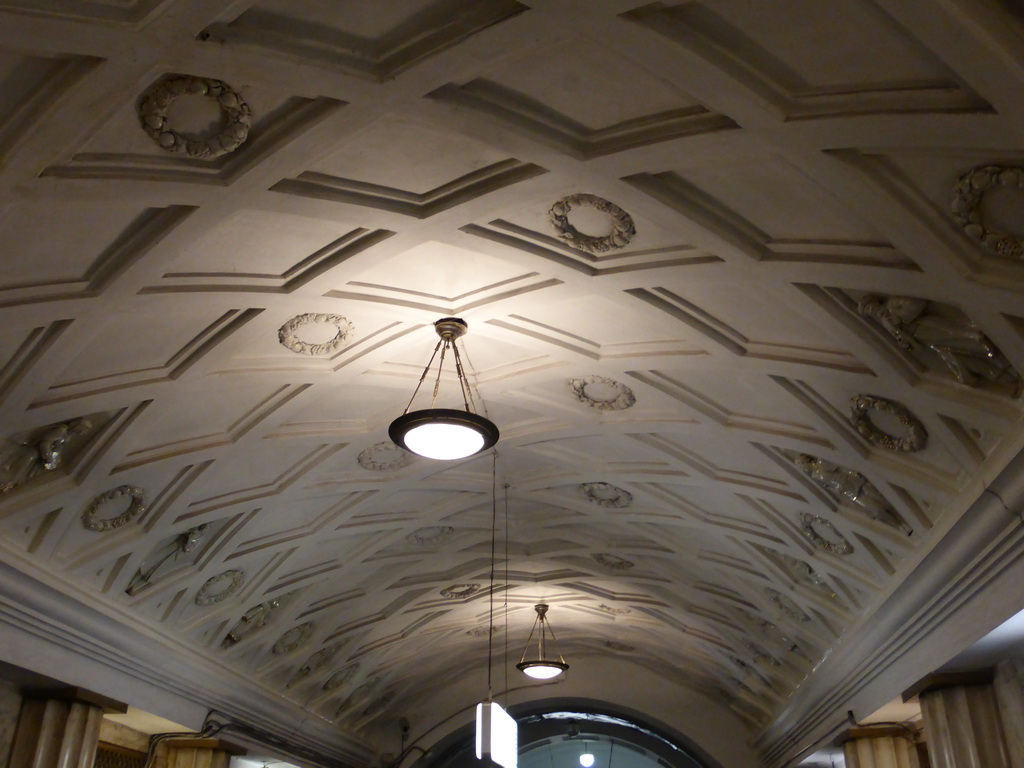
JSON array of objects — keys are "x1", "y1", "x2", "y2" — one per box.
[{"x1": 475, "y1": 701, "x2": 517, "y2": 768}]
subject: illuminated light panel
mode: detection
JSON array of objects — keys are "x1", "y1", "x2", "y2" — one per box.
[{"x1": 476, "y1": 701, "x2": 518, "y2": 768}]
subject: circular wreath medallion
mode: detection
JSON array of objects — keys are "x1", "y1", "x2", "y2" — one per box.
[
  {"x1": 195, "y1": 569, "x2": 245, "y2": 605},
  {"x1": 358, "y1": 441, "x2": 414, "y2": 472},
  {"x1": 138, "y1": 74, "x2": 251, "y2": 159},
  {"x1": 406, "y1": 525, "x2": 454, "y2": 545},
  {"x1": 849, "y1": 394, "x2": 928, "y2": 452},
  {"x1": 82, "y1": 485, "x2": 146, "y2": 531},
  {"x1": 323, "y1": 663, "x2": 360, "y2": 691},
  {"x1": 569, "y1": 375, "x2": 636, "y2": 411},
  {"x1": 549, "y1": 194, "x2": 636, "y2": 253},
  {"x1": 440, "y1": 583, "x2": 480, "y2": 599},
  {"x1": 580, "y1": 481, "x2": 633, "y2": 508},
  {"x1": 592, "y1": 552, "x2": 634, "y2": 570},
  {"x1": 278, "y1": 313, "x2": 353, "y2": 356},
  {"x1": 952, "y1": 165, "x2": 1024, "y2": 260},
  {"x1": 273, "y1": 622, "x2": 314, "y2": 655},
  {"x1": 799, "y1": 513, "x2": 853, "y2": 555},
  {"x1": 764, "y1": 587, "x2": 810, "y2": 622}
]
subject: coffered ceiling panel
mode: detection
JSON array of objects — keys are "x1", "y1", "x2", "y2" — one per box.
[{"x1": 2, "y1": 3, "x2": 1024, "y2": 768}]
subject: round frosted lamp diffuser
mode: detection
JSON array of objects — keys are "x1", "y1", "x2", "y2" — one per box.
[
  {"x1": 389, "y1": 409, "x2": 499, "y2": 460},
  {"x1": 580, "y1": 755, "x2": 595, "y2": 768},
  {"x1": 516, "y1": 660, "x2": 568, "y2": 679}
]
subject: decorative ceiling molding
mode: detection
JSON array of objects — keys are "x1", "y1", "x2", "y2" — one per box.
[
  {"x1": 198, "y1": 1, "x2": 530, "y2": 82},
  {"x1": 427, "y1": 79, "x2": 739, "y2": 160},
  {"x1": 271, "y1": 159, "x2": 547, "y2": 219}
]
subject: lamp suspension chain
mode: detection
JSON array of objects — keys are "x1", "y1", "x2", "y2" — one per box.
[{"x1": 402, "y1": 337, "x2": 444, "y2": 415}]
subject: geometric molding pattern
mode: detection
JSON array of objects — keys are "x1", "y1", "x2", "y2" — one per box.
[
  {"x1": 230, "y1": 492, "x2": 375, "y2": 565},
  {"x1": 427, "y1": 79, "x2": 739, "y2": 160},
  {"x1": 113, "y1": 384, "x2": 313, "y2": 473},
  {"x1": 197, "y1": 1, "x2": 530, "y2": 83},
  {"x1": 0, "y1": 206, "x2": 196, "y2": 310},
  {"x1": 328, "y1": 274, "x2": 562, "y2": 316},
  {"x1": 485, "y1": 316, "x2": 703, "y2": 361},
  {"x1": 141, "y1": 229, "x2": 395, "y2": 295},
  {"x1": 625, "y1": 287, "x2": 875, "y2": 373},
  {"x1": 0, "y1": 319, "x2": 74, "y2": 408},
  {"x1": 180, "y1": 442, "x2": 346, "y2": 521},
  {"x1": 796, "y1": 285, "x2": 1024, "y2": 413},
  {"x1": 461, "y1": 219, "x2": 720, "y2": 276},
  {"x1": 827, "y1": 149, "x2": 1024, "y2": 283},
  {"x1": 0, "y1": 54, "x2": 102, "y2": 158},
  {"x1": 623, "y1": 171, "x2": 919, "y2": 269},
  {"x1": 0, "y1": 0, "x2": 169, "y2": 24},
  {"x1": 42, "y1": 97, "x2": 344, "y2": 185},
  {"x1": 627, "y1": 369, "x2": 831, "y2": 445},
  {"x1": 631, "y1": 433, "x2": 805, "y2": 500},
  {"x1": 270, "y1": 159, "x2": 547, "y2": 219},
  {"x1": 31, "y1": 309, "x2": 265, "y2": 407},
  {"x1": 620, "y1": 2, "x2": 993, "y2": 121}
]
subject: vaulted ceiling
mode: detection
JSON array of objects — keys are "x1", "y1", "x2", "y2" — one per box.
[{"x1": 2, "y1": 2, "x2": 1024, "y2": 767}]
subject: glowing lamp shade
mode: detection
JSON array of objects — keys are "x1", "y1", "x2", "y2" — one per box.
[
  {"x1": 517, "y1": 661, "x2": 568, "y2": 680},
  {"x1": 517, "y1": 603, "x2": 569, "y2": 680},
  {"x1": 388, "y1": 318, "x2": 499, "y2": 461},
  {"x1": 389, "y1": 408, "x2": 498, "y2": 461},
  {"x1": 580, "y1": 754, "x2": 595, "y2": 767},
  {"x1": 476, "y1": 701, "x2": 518, "y2": 768}
]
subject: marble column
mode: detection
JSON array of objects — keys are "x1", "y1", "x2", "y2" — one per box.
[
  {"x1": 8, "y1": 687, "x2": 126, "y2": 768},
  {"x1": 164, "y1": 738, "x2": 246, "y2": 768},
  {"x1": 916, "y1": 671, "x2": 1015, "y2": 768},
  {"x1": 843, "y1": 726, "x2": 921, "y2": 768}
]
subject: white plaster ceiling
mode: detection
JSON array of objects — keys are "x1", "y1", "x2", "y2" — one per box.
[{"x1": 2, "y1": 1, "x2": 1024, "y2": 767}]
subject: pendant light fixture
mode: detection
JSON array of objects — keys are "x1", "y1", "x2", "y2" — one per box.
[
  {"x1": 579, "y1": 741, "x2": 595, "y2": 768},
  {"x1": 389, "y1": 317, "x2": 499, "y2": 461},
  {"x1": 517, "y1": 603, "x2": 569, "y2": 679}
]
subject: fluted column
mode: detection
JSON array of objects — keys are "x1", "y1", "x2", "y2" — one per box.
[
  {"x1": 917, "y1": 673, "x2": 1012, "y2": 768},
  {"x1": 843, "y1": 726, "x2": 921, "y2": 768},
  {"x1": 164, "y1": 738, "x2": 246, "y2": 768},
  {"x1": 9, "y1": 688, "x2": 126, "y2": 768}
]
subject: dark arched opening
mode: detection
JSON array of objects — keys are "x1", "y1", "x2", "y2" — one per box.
[{"x1": 413, "y1": 699, "x2": 721, "y2": 768}]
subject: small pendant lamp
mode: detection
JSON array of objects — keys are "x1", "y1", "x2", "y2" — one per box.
[
  {"x1": 516, "y1": 603, "x2": 569, "y2": 679},
  {"x1": 389, "y1": 317, "x2": 499, "y2": 461}
]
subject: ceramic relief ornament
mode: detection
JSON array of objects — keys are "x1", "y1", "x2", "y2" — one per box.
[
  {"x1": 849, "y1": 394, "x2": 928, "y2": 453},
  {"x1": 549, "y1": 194, "x2": 636, "y2": 253},
  {"x1": 794, "y1": 453, "x2": 912, "y2": 535},
  {"x1": 278, "y1": 313, "x2": 353, "y2": 356},
  {"x1": 580, "y1": 482, "x2": 633, "y2": 508},
  {"x1": 592, "y1": 552, "x2": 634, "y2": 570},
  {"x1": 569, "y1": 375, "x2": 636, "y2": 411},
  {"x1": 222, "y1": 597, "x2": 282, "y2": 648},
  {"x1": 0, "y1": 418, "x2": 91, "y2": 493},
  {"x1": 798, "y1": 513, "x2": 853, "y2": 555},
  {"x1": 440, "y1": 583, "x2": 479, "y2": 599},
  {"x1": 858, "y1": 293, "x2": 1022, "y2": 395},
  {"x1": 126, "y1": 523, "x2": 210, "y2": 595},
  {"x1": 273, "y1": 622, "x2": 314, "y2": 655},
  {"x1": 138, "y1": 74, "x2": 251, "y2": 158},
  {"x1": 81, "y1": 485, "x2": 146, "y2": 532},
  {"x1": 358, "y1": 441, "x2": 414, "y2": 471},
  {"x1": 195, "y1": 569, "x2": 245, "y2": 606},
  {"x1": 952, "y1": 165, "x2": 1024, "y2": 260}
]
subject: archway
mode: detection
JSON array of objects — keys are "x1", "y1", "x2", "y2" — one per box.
[{"x1": 414, "y1": 700, "x2": 720, "y2": 768}]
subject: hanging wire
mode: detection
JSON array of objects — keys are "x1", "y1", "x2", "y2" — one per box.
[
  {"x1": 402, "y1": 337, "x2": 444, "y2": 414},
  {"x1": 450, "y1": 341, "x2": 477, "y2": 413},
  {"x1": 487, "y1": 449, "x2": 498, "y2": 699},
  {"x1": 503, "y1": 481, "x2": 510, "y2": 703},
  {"x1": 429, "y1": 339, "x2": 449, "y2": 407}
]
